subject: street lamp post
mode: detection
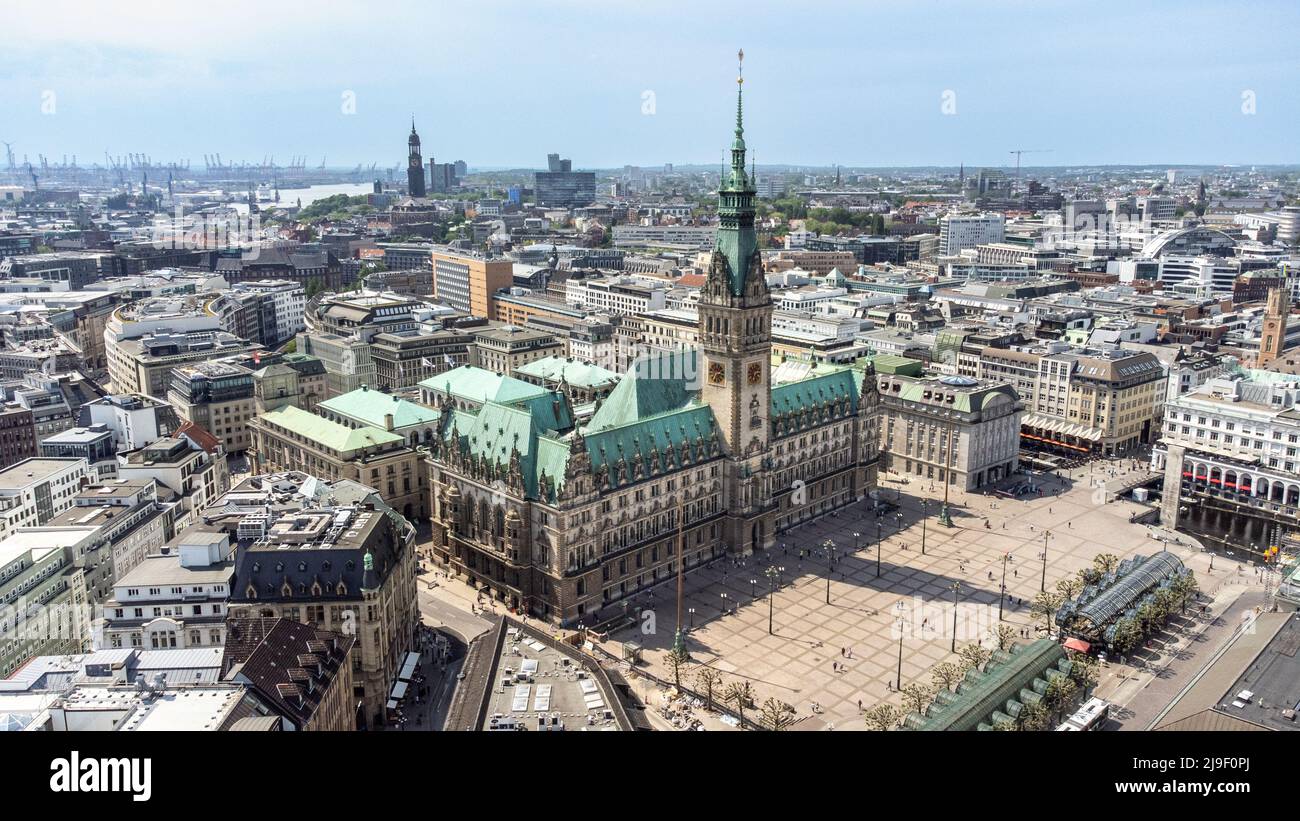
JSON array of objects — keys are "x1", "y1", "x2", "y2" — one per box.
[
  {"x1": 875, "y1": 520, "x2": 882, "y2": 578},
  {"x1": 998, "y1": 552, "x2": 1009, "y2": 621},
  {"x1": 823, "y1": 539, "x2": 836, "y2": 605},
  {"x1": 764, "y1": 565, "x2": 783, "y2": 635},
  {"x1": 853, "y1": 531, "x2": 860, "y2": 554},
  {"x1": 896, "y1": 618, "x2": 906, "y2": 690},
  {"x1": 1040, "y1": 530, "x2": 1051, "y2": 593},
  {"x1": 688, "y1": 607, "x2": 696, "y2": 630},
  {"x1": 720, "y1": 591, "x2": 730, "y2": 615},
  {"x1": 920, "y1": 498, "x2": 928, "y2": 555},
  {"x1": 950, "y1": 581, "x2": 961, "y2": 653}
]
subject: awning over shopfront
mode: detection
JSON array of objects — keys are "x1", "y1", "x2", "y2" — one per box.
[
  {"x1": 1021, "y1": 414, "x2": 1103, "y2": 450},
  {"x1": 397, "y1": 651, "x2": 420, "y2": 682},
  {"x1": 1062, "y1": 637, "x2": 1091, "y2": 654}
]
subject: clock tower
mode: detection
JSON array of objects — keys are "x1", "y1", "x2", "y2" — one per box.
[
  {"x1": 407, "y1": 119, "x2": 426, "y2": 198},
  {"x1": 699, "y1": 50, "x2": 774, "y2": 554}
]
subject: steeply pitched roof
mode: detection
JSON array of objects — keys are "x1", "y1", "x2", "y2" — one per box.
[
  {"x1": 444, "y1": 393, "x2": 574, "y2": 499},
  {"x1": 586, "y1": 349, "x2": 697, "y2": 432},
  {"x1": 259, "y1": 405, "x2": 403, "y2": 452},
  {"x1": 771, "y1": 367, "x2": 860, "y2": 417},
  {"x1": 418, "y1": 365, "x2": 548, "y2": 406},
  {"x1": 513, "y1": 356, "x2": 619, "y2": 389},
  {"x1": 221, "y1": 617, "x2": 354, "y2": 729},
  {"x1": 176, "y1": 420, "x2": 222, "y2": 454},
  {"x1": 319, "y1": 387, "x2": 440, "y2": 429}
]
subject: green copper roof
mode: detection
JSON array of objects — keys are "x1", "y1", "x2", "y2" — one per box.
[
  {"x1": 584, "y1": 402, "x2": 719, "y2": 485},
  {"x1": 418, "y1": 365, "x2": 548, "y2": 406},
  {"x1": 771, "y1": 367, "x2": 860, "y2": 422},
  {"x1": 437, "y1": 388, "x2": 575, "y2": 501},
  {"x1": 712, "y1": 54, "x2": 759, "y2": 298},
  {"x1": 513, "y1": 356, "x2": 619, "y2": 389},
  {"x1": 859, "y1": 354, "x2": 924, "y2": 376},
  {"x1": 319, "y1": 387, "x2": 440, "y2": 429},
  {"x1": 587, "y1": 349, "x2": 698, "y2": 432},
  {"x1": 260, "y1": 405, "x2": 403, "y2": 453},
  {"x1": 882, "y1": 374, "x2": 1017, "y2": 415},
  {"x1": 906, "y1": 640, "x2": 1068, "y2": 732}
]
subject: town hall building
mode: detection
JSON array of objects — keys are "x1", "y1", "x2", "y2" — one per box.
[{"x1": 425, "y1": 59, "x2": 881, "y2": 624}]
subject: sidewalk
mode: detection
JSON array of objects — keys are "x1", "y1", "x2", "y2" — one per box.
[{"x1": 1097, "y1": 583, "x2": 1268, "y2": 729}]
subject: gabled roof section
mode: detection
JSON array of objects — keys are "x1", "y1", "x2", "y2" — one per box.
[
  {"x1": 176, "y1": 420, "x2": 222, "y2": 454},
  {"x1": 771, "y1": 366, "x2": 860, "y2": 418},
  {"x1": 418, "y1": 364, "x2": 548, "y2": 406},
  {"x1": 586, "y1": 348, "x2": 698, "y2": 433},
  {"x1": 454, "y1": 399, "x2": 566, "y2": 498},
  {"x1": 259, "y1": 405, "x2": 403, "y2": 452},
  {"x1": 514, "y1": 356, "x2": 619, "y2": 389},
  {"x1": 319, "y1": 387, "x2": 439, "y2": 429},
  {"x1": 584, "y1": 403, "x2": 718, "y2": 481}
]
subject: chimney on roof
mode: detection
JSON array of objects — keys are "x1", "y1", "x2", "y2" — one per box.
[{"x1": 383, "y1": 413, "x2": 394, "y2": 431}]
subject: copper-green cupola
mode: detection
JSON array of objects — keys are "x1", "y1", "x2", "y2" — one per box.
[{"x1": 715, "y1": 48, "x2": 759, "y2": 298}]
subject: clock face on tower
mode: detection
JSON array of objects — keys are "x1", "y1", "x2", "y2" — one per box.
[
  {"x1": 708, "y1": 362, "x2": 726, "y2": 385},
  {"x1": 747, "y1": 363, "x2": 763, "y2": 385},
  {"x1": 410, "y1": 157, "x2": 420, "y2": 168}
]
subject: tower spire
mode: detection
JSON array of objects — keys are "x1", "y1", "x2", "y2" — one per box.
[
  {"x1": 710, "y1": 48, "x2": 761, "y2": 299},
  {"x1": 735, "y1": 48, "x2": 745, "y2": 142}
]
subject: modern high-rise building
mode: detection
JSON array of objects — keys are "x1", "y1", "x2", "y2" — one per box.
[
  {"x1": 428, "y1": 158, "x2": 457, "y2": 193},
  {"x1": 429, "y1": 247, "x2": 514, "y2": 319},
  {"x1": 938, "y1": 213, "x2": 1005, "y2": 256},
  {"x1": 535, "y1": 154, "x2": 596, "y2": 207}
]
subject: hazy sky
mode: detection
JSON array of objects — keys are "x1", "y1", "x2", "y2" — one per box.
[{"x1": 2, "y1": 0, "x2": 1297, "y2": 170}]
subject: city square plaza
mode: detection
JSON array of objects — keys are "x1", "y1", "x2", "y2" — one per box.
[{"x1": 596, "y1": 456, "x2": 1225, "y2": 729}]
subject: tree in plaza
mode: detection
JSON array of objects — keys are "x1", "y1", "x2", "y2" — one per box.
[
  {"x1": 725, "y1": 680, "x2": 755, "y2": 727},
  {"x1": 1171, "y1": 573, "x2": 1200, "y2": 615},
  {"x1": 900, "y1": 682, "x2": 937, "y2": 718},
  {"x1": 864, "y1": 703, "x2": 901, "y2": 732},
  {"x1": 990, "y1": 716, "x2": 1018, "y2": 731},
  {"x1": 958, "y1": 641, "x2": 993, "y2": 674},
  {"x1": 1067, "y1": 652, "x2": 1099, "y2": 698},
  {"x1": 1016, "y1": 699, "x2": 1051, "y2": 731},
  {"x1": 992, "y1": 623, "x2": 1017, "y2": 653},
  {"x1": 1055, "y1": 575, "x2": 1083, "y2": 603},
  {"x1": 663, "y1": 643, "x2": 689, "y2": 691},
  {"x1": 1092, "y1": 553, "x2": 1121, "y2": 577},
  {"x1": 1136, "y1": 600, "x2": 1165, "y2": 637},
  {"x1": 930, "y1": 661, "x2": 964, "y2": 694},
  {"x1": 759, "y1": 697, "x2": 797, "y2": 731},
  {"x1": 1043, "y1": 674, "x2": 1079, "y2": 725},
  {"x1": 695, "y1": 668, "x2": 723, "y2": 712},
  {"x1": 1154, "y1": 587, "x2": 1180, "y2": 618},
  {"x1": 1030, "y1": 590, "x2": 1065, "y2": 635},
  {"x1": 1110, "y1": 617, "x2": 1142, "y2": 656}
]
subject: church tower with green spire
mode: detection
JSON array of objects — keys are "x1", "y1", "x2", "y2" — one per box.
[{"x1": 699, "y1": 49, "x2": 774, "y2": 555}]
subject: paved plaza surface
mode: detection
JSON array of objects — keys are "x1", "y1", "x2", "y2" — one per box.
[{"x1": 600, "y1": 457, "x2": 1232, "y2": 729}]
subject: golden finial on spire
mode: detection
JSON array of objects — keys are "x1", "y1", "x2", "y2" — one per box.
[{"x1": 737, "y1": 48, "x2": 744, "y2": 84}]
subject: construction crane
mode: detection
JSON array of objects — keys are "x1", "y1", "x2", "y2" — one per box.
[{"x1": 1008, "y1": 149, "x2": 1052, "y2": 195}]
